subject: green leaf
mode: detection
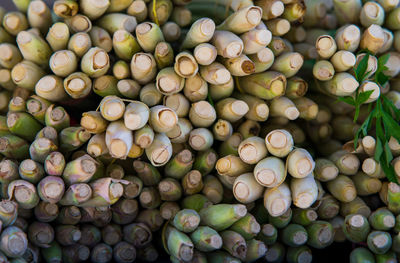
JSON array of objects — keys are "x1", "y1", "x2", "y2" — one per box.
[
  {"x1": 354, "y1": 53, "x2": 369, "y2": 82},
  {"x1": 383, "y1": 96, "x2": 400, "y2": 121},
  {"x1": 337, "y1": 96, "x2": 356, "y2": 106},
  {"x1": 374, "y1": 137, "x2": 384, "y2": 162},
  {"x1": 207, "y1": 93, "x2": 214, "y2": 107},
  {"x1": 380, "y1": 156, "x2": 398, "y2": 184},
  {"x1": 377, "y1": 53, "x2": 390, "y2": 71},
  {"x1": 356, "y1": 90, "x2": 374, "y2": 105},
  {"x1": 376, "y1": 72, "x2": 390, "y2": 86},
  {"x1": 382, "y1": 111, "x2": 400, "y2": 141},
  {"x1": 384, "y1": 141, "x2": 393, "y2": 166}
]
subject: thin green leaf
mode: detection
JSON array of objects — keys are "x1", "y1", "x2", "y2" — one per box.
[
  {"x1": 383, "y1": 95, "x2": 400, "y2": 121},
  {"x1": 337, "y1": 96, "x2": 356, "y2": 106},
  {"x1": 354, "y1": 129, "x2": 363, "y2": 149},
  {"x1": 207, "y1": 93, "x2": 214, "y2": 107},
  {"x1": 376, "y1": 72, "x2": 390, "y2": 86},
  {"x1": 382, "y1": 111, "x2": 400, "y2": 141},
  {"x1": 384, "y1": 141, "x2": 393, "y2": 166},
  {"x1": 357, "y1": 90, "x2": 374, "y2": 105},
  {"x1": 380, "y1": 156, "x2": 398, "y2": 183},
  {"x1": 354, "y1": 53, "x2": 369, "y2": 82},
  {"x1": 374, "y1": 137, "x2": 384, "y2": 162},
  {"x1": 361, "y1": 70, "x2": 372, "y2": 82},
  {"x1": 377, "y1": 53, "x2": 390, "y2": 70}
]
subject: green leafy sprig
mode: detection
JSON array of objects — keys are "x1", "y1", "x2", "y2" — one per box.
[{"x1": 340, "y1": 52, "x2": 399, "y2": 184}]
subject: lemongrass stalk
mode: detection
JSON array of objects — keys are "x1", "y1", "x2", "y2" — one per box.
[
  {"x1": 59, "y1": 127, "x2": 91, "y2": 153},
  {"x1": 181, "y1": 18, "x2": 215, "y2": 49},
  {"x1": 281, "y1": 0, "x2": 306, "y2": 22},
  {"x1": 332, "y1": 0, "x2": 362, "y2": 24},
  {"x1": 164, "y1": 94, "x2": 189, "y2": 118},
  {"x1": 165, "y1": 226, "x2": 193, "y2": 262},
  {"x1": 190, "y1": 226, "x2": 222, "y2": 253},
  {"x1": 199, "y1": 175, "x2": 222, "y2": 205},
  {"x1": 88, "y1": 26, "x2": 111, "y2": 52},
  {"x1": 127, "y1": 0, "x2": 147, "y2": 22},
  {"x1": 99, "y1": 96, "x2": 125, "y2": 121},
  {"x1": 329, "y1": 150, "x2": 360, "y2": 175},
  {"x1": 105, "y1": 164, "x2": 124, "y2": 180},
  {"x1": 321, "y1": 72, "x2": 359, "y2": 96},
  {"x1": 154, "y1": 67, "x2": 185, "y2": 95},
  {"x1": 342, "y1": 213, "x2": 371, "y2": 243},
  {"x1": 237, "y1": 136, "x2": 267, "y2": 164},
  {"x1": 112, "y1": 30, "x2": 141, "y2": 61},
  {"x1": 264, "y1": 182, "x2": 291, "y2": 217},
  {"x1": 359, "y1": 24, "x2": 385, "y2": 54},
  {"x1": 79, "y1": 0, "x2": 110, "y2": 20},
  {"x1": 16, "y1": 31, "x2": 51, "y2": 67},
  {"x1": 8, "y1": 180, "x2": 39, "y2": 209},
  {"x1": 190, "y1": 149, "x2": 216, "y2": 177},
  {"x1": 200, "y1": 62, "x2": 231, "y2": 87},
  {"x1": 293, "y1": 97, "x2": 319, "y2": 120},
  {"x1": 377, "y1": 0, "x2": 399, "y2": 11},
  {"x1": 254, "y1": 0, "x2": 284, "y2": 19},
  {"x1": 148, "y1": 0, "x2": 173, "y2": 25},
  {"x1": 231, "y1": 173, "x2": 263, "y2": 204},
  {"x1": 105, "y1": 121, "x2": 132, "y2": 159},
  {"x1": 248, "y1": 48, "x2": 274, "y2": 75},
  {"x1": 314, "y1": 159, "x2": 339, "y2": 182},
  {"x1": 387, "y1": 182, "x2": 400, "y2": 214},
  {"x1": 385, "y1": 7, "x2": 400, "y2": 30},
  {"x1": 145, "y1": 133, "x2": 172, "y2": 166},
  {"x1": 172, "y1": 209, "x2": 200, "y2": 233},
  {"x1": 193, "y1": 44, "x2": 217, "y2": 67},
  {"x1": 187, "y1": 101, "x2": 215, "y2": 128},
  {"x1": 360, "y1": 1, "x2": 385, "y2": 27},
  {"x1": 349, "y1": 247, "x2": 375, "y2": 263},
  {"x1": 79, "y1": 178, "x2": 125, "y2": 207},
  {"x1": 330, "y1": 50, "x2": 356, "y2": 72},
  {"x1": 27, "y1": 0, "x2": 52, "y2": 34},
  {"x1": 199, "y1": 204, "x2": 247, "y2": 231},
  {"x1": 113, "y1": 241, "x2": 136, "y2": 263},
  {"x1": 33, "y1": 201, "x2": 58, "y2": 223},
  {"x1": 188, "y1": 128, "x2": 212, "y2": 151},
  {"x1": 122, "y1": 101, "x2": 149, "y2": 131},
  {"x1": 80, "y1": 112, "x2": 108, "y2": 135},
  {"x1": 212, "y1": 119, "x2": 232, "y2": 141},
  {"x1": 81, "y1": 47, "x2": 110, "y2": 78},
  {"x1": 53, "y1": 0, "x2": 79, "y2": 18},
  {"x1": 135, "y1": 209, "x2": 164, "y2": 231},
  {"x1": 160, "y1": 202, "x2": 180, "y2": 221},
  {"x1": 368, "y1": 207, "x2": 395, "y2": 231},
  {"x1": 101, "y1": 224, "x2": 122, "y2": 246},
  {"x1": 265, "y1": 129, "x2": 294, "y2": 157},
  {"x1": 352, "y1": 172, "x2": 382, "y2": 196},
  {"x1": 0, "y1": 44, "x2": 22, "y2": 69},
  {"x1": 170, "y1": 6, "x2": 191, "y2": 27},
  {"x1": 158, "y1": 24, "x2": 179, "y2": 45},
  {"x1": 174, "y1": 51, "x2": 199, "y2": 78},
  {"x1": 315, "y1": 35, "x2": 337, "y2": 59},
  {"x1": 313, "y1": 60, "x2": 335, "y2": 81},
  {"x1": 335, "y1": 24, "x2": 361, "y2": 52},
  {"x1": 35, "y1": 75, "x2": 68, "y2": 102},
  {"x1": 6, "y1": 111, "x2": 42, "y2": 142},
  {"x1": 138, "y1": 187, "x2": 160, "y2": 210},
  {"x1": 18, "y1": 159, "x2": 44, "y2": 184},
  {"x1": 212, "y1": 31, "x2": 244, "y2": 58},
  {"x1": 56, "y1": 205, "x2": 82, "y2": 225},
  {"x1": 154, "y1": 42, "x2": 174, "y2": 69},
  {"x1": 27, "y1": 221, "x2": 55, "y2": 248},
  {"x1": 3, "y1": 12, "x2": 28, "y2": 36},
  {"x1": 97, "y1": 13, "x2": 137, "y2": 34},
  {"x1": 271, "y1": 52, "x2": 303, "y2": 77},
  {"x1": 46, "y1": 22, "x2": 69, "y2": 51},
  {"x1": 316, "y1": 194, "x2": 340, "y2": 220},
  {"x1": 120, "y1": 176, "x2": 142, "y2": 200},
  {"x1": 0, "y1": 134, "x2": 29, "y2": 159},
  {"x1": 138, "y1": 83, "x2": 161, "y2": 106},
  {"x1": 62, "y1": 154, "x2": 99, "y2": 185},
  {"x1": 63, "y1": 72, "x2": 91, "y2": 99},
  {"x1": 290, "y1": 174, "x2": 318, "y2": 209},
  {"x1": 149, "y1": 105, "x2": 178, "y2": 133},
  {"x1": 133, "y1": 160, "x2": 161, "y2": 186},
  {"x1": 7, "y1": 96, "x2": 25, "y2": 113},
  {"x1": 115, "y1": 80, "x2": 139, "y2": 99},
  {"x1": 111, "y1": 198, "x2": 138, "y2": 224},
  {"x1": 59, "y1": 183, "x2": 92, "y2": 206},
  {"x1": 306, "y1": 221, "x2": 334, "y2": 249},
  {"x1": 217, "y1": 6, "x2": 262, "y2": 34},
  {"x1": 65, "y1": 14, "x2": 93, "y2": 33},
  {"x1": 239, "y1": 71, "x2": 286, "y2": 100},
  {"x1": 90, "y1": 243, "x2": 113, "y2": 263},
  {"x1": 220, "y1": 54, "x2": 255, "y2": 76},
  {"x1": 366, "y1": 231, "x2": 391, "y2": 255},
  {"x1": 265, "y1": 18, "x2": 290, "y2": 37},
  {"x1": 135, "y1": 22, "x2": 164, "y2": 53},
  {"x1": 215, "y1": 98, "x2": 249, "y2": 122},
  {"x1": 280, "y1": 223, "x2": 308, "y2": 248},
  {"x1": 44, "y1": 105, "x2": 70, "y2": 132},
  {"x1": 269, "y1": 96, "x2": 299, "y2": 120},
  {"x1": 130, "y1": 52, "x2": 157, "y2": 84},
  {"x1": 158, "y1": 178, "x2": 182, "y2": 202},
  {"x1": 67, "y1": 32, "x2": 92, "y2": 57},
  {"x1": 0, "y1": 226, "x2": 28, "y2": 258},
  {"x1": 326, "y1": 175, "x2": 357, "y2": 203},
  {"x1": 216, "y1": 155, "x2": 253, "y2": 177},
  {"x1": 43, "y1": 151, "x2": 65, "y2": 176},
  {"x1": 133, "y1": 124, "x2": 154, "y2": 149},
  {"x1": 113, "y1": 61, "x2": 131, "y2": 80}
]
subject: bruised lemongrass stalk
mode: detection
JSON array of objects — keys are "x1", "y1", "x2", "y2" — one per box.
[
  {"x1": 160, "y1": 202, "x2": 180, "y2": 221},
  {"x1": 326, "y1": 175, "x2": 357, "y2": 203},
  {"x1": 105, "y1": 121, "x2": 133, "y2": 159},
  {"x1": 134, "y1": 125, "x2": 154, "y2": 148},
  {"x1": 53, "y1": 0, "x2": 79, "y2": 18},
  {"x1": 37, "y1": 176, "x2": 65, "y2": 204},
  {"x1": 285, "y1": 76, "x2": 308, "y2": 99},
  {"x1": 64, "y1": 72, "x2": 92, "y2": 99},
  {"x1": 3, "y1": 12, "x2": 28, "y2": 36},
  {"x1": 81, "y1": 112, "x2": 108, "y2": 134},
  {"x1": 35, "y1": 75, "x2": 68, "y2": 102},
  {"x1": 216, "y1": 155, "x2": 253, "y2": 178},
  {"x1": 264, "y1": 182, "x2": 291, "y2": 217},
  {"x1": 0, "y1": 134, "x2": 29, "y2": 159},
  {"x1": 7, "y1": 112, "x2": 42, "y2": 142},
  {"x1": 113, "y1": 61, "x2": 131, "y2": 79},
  {"x1": 131, "y1": 52, "x2": 157, "y2": 84},
  {"x1": 113, "y1": 30, "x2": 141, "y2": 61},
  {"x1": 330, "y1": 50, "x2": 356, "y2": 72},
  {"x1": 335, "y1": 24, "x2": 361, "y2": 52},
  {"x1": 8, "y1": 96, "x2": 26, "y2": 113},
  {"x1": 59, "y1": 183, "x2": 92, "y2": 206},
  {"x1": 239, "y1": 71, "x2": 286, "y2": 100},
  {"x1": 136, "y1": 22, "x2": 164, "y2": 53},
  {"x1": 127, "y1": 0, "x2": 147, "y2": 22},
  {"x1": 18, "y1": 159, "x2": 44, "y2": 184},
  {"x1": 89, "y1": 26, "x2": 112, "y2": 52},
  {"x1": 213, "y1": 119, "x2": 233, "y2": 141},
  {"x1": 269, "y1": 96, "x2": 299, "y2": 120},
  {"x1": 8, "y1": 180, "x2": 39, "y2": 209},
  {"x1": 360, "y1": 24, "x2": 385, "y2": 54},
  {"x1": 190, "y1": 226, "x2": 222, "y2": 252},
  {"x1": 155, "y1": 42, "x2": 174, "y2": 69},
  {"x1": 280, "y1": 224, "x2": 308, "y2": 247},
  {"x1": 165, "y1": 226, "x2": 194, "y2": 262},
  {"x1": 16, "y1": 31, "x2": 51, "y2": 66},
  {"x1": 97, "y1": 13, "x2": 137, "y2": 34},
  {"x1": 306, "y1": 221, "x2": 334, "y2": 249},
  {"x1": 366, "y1": 231, "x2": 391, "y2": 255},
  {"x1": 164, "y1": 94, "x2": 189, "y2": 118},
  {"x1": 45, "y1": 105, "x2": 70, "y2": 132},
  {"x1": 81, "y1": 47, "x2": 110, "y2": 78},
  {"x1": 46, "y1": 22, "x2": 69, "y2": 51},
  {"x1": 0, "y1": 44, "x2": 22, "y2": 69},
  {"x1": 188, "y1": 101, "x2": 216, "y2": 128},
  {"x1": 43, "y1": 151, "x2": 65, "y2": 176},
  {"x1": 212, "y1": 31, "x2": 244, "y2": 58},
  {"x1": 62, "y1": 154, "x2": 99, "y2": 185},
  {"x1": 173, "y1": 209, "x2": 200, "y2": 233},
  {"x1": 68, "y1": 32, "x2": 92, "y2": 58},
  {"x1": 181, "y1": 18, "x2": 215, "y2": 49}
]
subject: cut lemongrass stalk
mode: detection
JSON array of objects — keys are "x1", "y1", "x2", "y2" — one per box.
[
  {"x1": 161, "y1": 22, "x2": 180, "y2": 43},
  {"x1": 7, "y1": 112, "x2": 43, "y2": 142},
  {"x1": 136, "y1": 22, "x2": 164, "y2": 53},
  {"x1": 49, "y1": 50, "x2": 78, "y2": 78},
  {"x1": 326, "y1": 175, "x2": 357, "y2": 203},
  {"x1": 117, "y1": 79, "x2": 140, "y2": 99},
  {"x1": 286, "y1": 25, "x2": 307, "y2": 43},
  {"x1": 269, "y1": 96, "x2": 299, "y2": 120},
  {"x1": 335, "y1": 24, "x2": 361, "y2": 52},
  {"x1": 182, "y1": 18, "x2": 215, "y2": 49},
  {"x1": 212, "y1": 31, "x2": 244, "y2": 58},
  {"x1": 220, "y1": 54, "x2": 255, "y2": 76},
  {"x1": 238, "y1": 119, "x2": 261, "y2": 139},
  {"x1": 216, "y1": 155, "x2": 253, "y2": 177},
  {"x1": 358, "y1": 81, "x2": 381, "y2": 103},
  {"x1": 287, "y1": 148, "x2": 315, "y2": 179},
  {"x1": 0, "y1": 44, "x2": 22, "y2": 69},
  {"x1": 154, "y1": 42, "x2": 174, "y2": 69},
  {"x1": 240, "y1": 26, "x2": 272, "y2": 55},
  {"x1": 360, "y1": 1, "x2": 385, "y2": 27},
  {"x1": 352, "y1": 172, "x2": 382, "y2": 196},
  {"x1": 234, "y1": 93, "x2": 269, "y2": 122},
  {"x1": 183, "y1": 74, "x2": 208, "y2": 102},
  {"x1": 271, "y1": 52, "x2": 303, "y2": 78},
  {"x1": 256, "y1": 0, "x2": 285, "y2": 20},
  {"x1": 248, "y1": 47, "x2": 275, "y2": 73},
  {"x1": 80, "y1": 177, "x2": 124, "y2": 207},
  {"x1": 363, "y1": 157, "x2": 385, "y2": 178},
  {"x1": 333, "y1": 0, "x2": 362, "y2": 24},
  {"x1": 123, "y1": 101, "x2": 149, "y2": 131},
  {"x1": 360, "y1": 24, "x2": 385, "y2": 54},
  {"x1": 209, "y1": 76, "x2": 234, "y2": 101},
  {"x1": 293, "y1": 97, "x2": 319, "y2": 120},
  {"x1": 112, "y1": 30, "x2": 141, "y2": 61},
  {"x1": 81, "y1": 47, "x2": 110, "y2": 78},
  {"x1": 165, "y1": 118, "x2": 192, "y2": 144},
  {"x1": 81, "y1": 111, "x2": 108, "y2": 134},
  {"x1": 340, "y1": 196, "x2": 371, "y2": 218},
  {"x1": 148, "y1": 0, "x2": 173, "y2": 25},
  {"x1": 37, "y1": 176, "x2": 65, "y2": 204},
  {"x1": 188, "y1": 101, "x2": 216, "y2": 128},
  {"x1": 202, "y1": 175, "x2": 224, "y2": 204},
  {"x1": 134, "y1": 124, "x2": 154, "y2": 149},
  {"x1": 294, "y1": 43, "x2": 318, "y2": 60},
  {"x1": 53, "y1": 0, "x2": 79, "y2": 18},
  {"x1": 286, "y1": 76, "x2": 308, "y2": 99},
  {"x1": 79, "y1": 0, "x2": 109, "y2": 20},
  {"x1": 62, "y1": 154, "x2": 98, "y2": 184},
  {"x1": 140, "y1": 83, "x2": 163, "y2": 107},
  {"x1": 171, "y1": 6, "x2": 191, "y2": 27},
  {"x1": 240, "y1": 71, "x2": 286, "y2": 100},
  {"x1": 316, "y1": 35, "x2": 337, "y2": 59},
  {"x1": 254, "y1": 156, "x2": 285, "y2": 188},
  {"x1": 105, "y1": 121, "x2": 133, "y2": 159},
  {"x1": 217, "y1": 5, "x2": 262, "y2": 34},
  {"x1": 8, "y1": 96, "x2": 26, "y2": 113},
  {"x1": 174, "y1": 51, "x2": 198, "y2": 78},
  {"x1": 89, "y1": 26, "x2": 112, "y2": 52},
  {"x1": 265, "y1": 129, "x2": 293, "y2": 157},
  {"x1": 264, "y1": 182, "x2": 291, "y2": 217},
  {"x1": 216, "y1": 98, "x2": 249, "y2": 123},
  {"x1": 18, "y1": 159, "x2": 44, "y2": 184},
  {"x1": 127, "y1": 0, "x2": 147, "y2": 22},
  {"x1": 3, "y1": 12, "x2": 28, "y2": 36},
  {"x1": 193, "y1": 43, "x2": 217, "y2": 66},
  {"x1": 314, "y1": 159, "x2": 339, "y2": 182},
  {"x1": 189, "y1": 128, "x2": 214, "y2": 151},
  {"x1": 282, "y1": 0, "x2": 306, "y2": 22},
  {"x1": 68, "y1": 32, "x2": 92, "y2": 58},
  {"x1": 8, "y1": 180, "x2": 39, "y2": 209},
  {"x1": 330, "y1": 150, "x2": 360, "y2": 176},
  {"x1": 65, "y1": 14, "x2": 92, "y2": 33},
  {"x1": 182, "y1": 170, "x2": 204, "y2": 195},
  {"x1": 93, "y1": 75, "x2": 120, "y2": 97},
  {"x1": 321, "y1": 72, "x2": 359, "y2": 96},
  {"x1": 16, "y1": 31, "x2": 52, "y2": 66},
  {"x1": 266, "y1": 18, "x2": 290, "y2": 37},
  {"x1": 385, "y1": 6, "x2": 400, "y2": 30},
  {"x1": 97, "y1": 13, "x2": 137, "y2": 34},
  {"x1": 99, "y1": 96, "x2": 125, "y2": 121},
  {"x1": 87, "y1": 133, "x2": 108, "y2": 157},
  {"x1": 130, "y1": 52, "x2": 157, "y2": 84},
  {"x1": 44, "y1": 151, "x2": 65, "y2": 176},
  {"x1": 145, "y1": 133, "x2": 172, "y2": 167},
  {"x1": 45, "y1": 105, "x2": 70, "y2": 132},
  {"x1": 11, "y1": 60, "x2": 44, "y2": 91},
  {"x1": 313, "y1": 60, "x2": 335, "y2": 81},
  {"x1": 303, "y1": 0, "x2": 327, "y2": 27},
  {"x1": 330, "y1": 50, "x2": 356, "y2": 72},
  {"x1": 113, "y1": 60, "x2": 131, "y2": 80},
  {"x1": 200, "y1": 62, "x2": 231, "y2": 85},
  {"x1": 64, "y1": 72, "x2": 92, "y2": 99},
  {"x1": 27, "y1": 0, "x2": 52, "y2": 34},
  {"x1": 149, "y1": 105, "x2": 178, "y2": 133},
  {"x1": 291, "y1": 175, "x2": 318, "y2": 209}
]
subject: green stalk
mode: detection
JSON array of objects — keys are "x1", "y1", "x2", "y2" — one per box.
[
  {"x1": 158, "y1": 178, "x2": 182, "y2": 201},
  {"x1": 7, "y1": 112, "x2": 43, "y2": 141},
  {"x1": 190, "y1": 226, "x2": 222, "y2": 252},
  {"x1": 44, "y1": 152, "x2": 65, "y2": 176},
  {"x1": 343, "y1": 214, "x2": 370, "y2": 243},
  {"x1": 387, "y1": 182, "x2": 400, "y2": 214},
  {"x1": 56, "y1": 206, "x2": 81, "y2": 225},
  {"x1": 59, "y1": 183, "x2": 92, "y2": 206},
  {"x1": 367, "y1": 231, "x2": 392, "y2": 254},
  {"x1": 265, "y1": 242, "x2": 285, "y2": 263},
  {"x1": 67, "y1": 32, "x2": 92, "y2": 57},
  {"x1": 59, "y1": 127, "x2": 91, "y2": 153},
  {"x1": 199, "y1": 204, "x2": 247, "y2": 231},
  {"x1": 133, "y1": 160, "x2": 161, "y2": 186},
  {"x1": 292, "y1": 208, "x2": 318, "y2": 226},
  {"x1": 172, "y1": 209, "x2": 200, "y2": 233},
  {"x1": 165, "y1": 226, "x2": 194, "y2": 262},
  {"x1": 181, "y1": 194, "x2": 212, "y2": 212},
  {"x1": 286, "y1": 245, "x2": 312, "y2": 263},
  {"x1": 41, "y1": 241, "x2": 62, "y2": 263},
  {"x1": 306, "y1": 221, "x2": 334, "y2": 249},
  {"x1": 34, "y1": 201, "x2": 59, "y2": 223},
  {"x1": 369, "y1": 208, "x2": 395, "y2": 231},
  {"x1": 0, "y1": 134, "x2": 29, "y2": 159},
  {"x1": 16, "y1": 30, "x2": 51, "y2": 66}
]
